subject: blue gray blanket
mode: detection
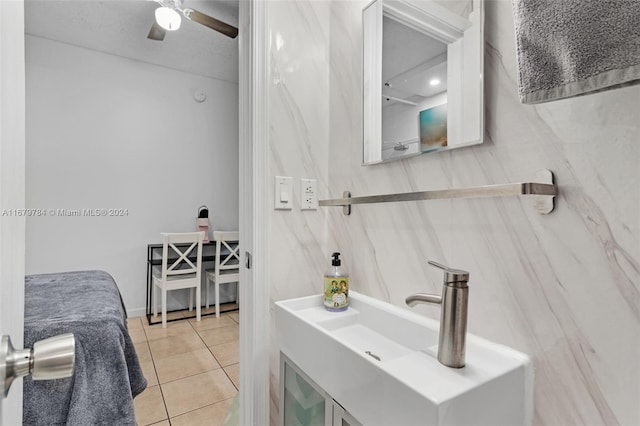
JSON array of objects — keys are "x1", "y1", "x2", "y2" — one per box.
[{"x1": 23, "y1": 270, "x2": 147, "y2": 426}]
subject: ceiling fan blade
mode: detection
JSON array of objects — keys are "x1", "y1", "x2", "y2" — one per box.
[
  {"x1": 185, "y1": 9, "x2": 238, "y2": 39},
  {"x1": 147, "y1": 20, "x2": 166, "y2": 41}
]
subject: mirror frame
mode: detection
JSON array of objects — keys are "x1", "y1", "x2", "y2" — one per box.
[{"x1": 363, "y1": 0, "x2": 484, "y2": 165}]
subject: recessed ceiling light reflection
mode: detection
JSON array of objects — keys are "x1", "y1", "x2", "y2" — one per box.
[{"x1": 429, "y1": 78, "x2": 441, "y2": 86}]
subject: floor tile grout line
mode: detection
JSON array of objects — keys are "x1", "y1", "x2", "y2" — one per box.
[
  {"x1": 148, "y1": 340, "x2": 237, "y2": 366},
  {"x1": 144, "y1": 353, "x2": 228, "y2": 386},
  {"x1": 221, "y1": 364, "x2": 239, "y2": 392},
  {"x1": 139, "y1": 321, "x2": 183, "y2": 425},
  {"x1": 143, "y1": 332, "x2": 171, "y2": 426},
  {"x1": 134, "y1": 313, "x2": 239, "y2": 426},
  {"x1": 178, "y1": 317, "x2": 239, "y2": 406},
  {"x1": 152, "y1": 320, "x2": 225, "y2": 385},
  {"x1": 167, "y1": 396, "x2": 238, "y2": 424},
  {"x1": 189, "y1": 317, "x2": 232, "y2": 379},
  {"x1": 143, "y1": 325, "x2": 238, "y2": 355},
  {"x1": 145, "y1": 374, "x2": 229, "y2": 420},
  {"x1": 157, "y1": 364, "x2": 226, "y2": 386}
]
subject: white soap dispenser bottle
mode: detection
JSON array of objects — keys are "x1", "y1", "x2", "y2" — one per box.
[{"x1": 323, "y1": 252, "x2": 349, "y2": 311}]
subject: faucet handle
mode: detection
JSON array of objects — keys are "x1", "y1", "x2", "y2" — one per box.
[{"x1": 428, "y1": 260, "x2": 469, "y2": 284}]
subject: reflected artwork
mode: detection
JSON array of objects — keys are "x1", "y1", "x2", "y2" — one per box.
[{"x1": 419, "y1": 103, "x2": 447, "y2": 151}]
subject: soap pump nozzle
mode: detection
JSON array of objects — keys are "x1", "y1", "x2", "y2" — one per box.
[{"x1": 331, "y1": 252, "x2": 341, "y2": 266}]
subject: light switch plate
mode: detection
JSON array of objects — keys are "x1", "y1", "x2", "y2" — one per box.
[
  {"x1": 275, "y1": 176, "x2": 293, "y2": 210},
  {"x1": 300, "y1": 178, "x2": 318, "y2": 210}
]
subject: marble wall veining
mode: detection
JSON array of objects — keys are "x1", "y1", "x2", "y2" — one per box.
[
  {"x1": 267, "y1": 0, "x2": 335, "y2": 311},
  {"x1": 267, "y1": 1, "x2": 336, "y2": 421},
  {"x1": 268, "y1": 0, "x2": 639, "y2": 425}
]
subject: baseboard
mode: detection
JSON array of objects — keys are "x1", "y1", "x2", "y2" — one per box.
[{"x1": 127, "y1": 307, "x2": 147, "y2": 319}]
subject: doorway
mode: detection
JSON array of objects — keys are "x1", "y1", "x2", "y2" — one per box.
[{"x1": 1, "y1": 1, "x2": 270, "y2": 425}]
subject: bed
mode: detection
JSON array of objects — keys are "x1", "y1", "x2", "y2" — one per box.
[{"x1": 23, "y1": 270, "x2": 147, "y2": 426}]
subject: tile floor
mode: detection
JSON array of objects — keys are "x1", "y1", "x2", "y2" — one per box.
[{"x1": 128, "y1": 309, "x2": 240, "y2": 426}]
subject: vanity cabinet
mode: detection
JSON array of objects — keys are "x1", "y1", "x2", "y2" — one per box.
[{"x1": 280, "y1": 353, "x2": 362, "y2": 426}]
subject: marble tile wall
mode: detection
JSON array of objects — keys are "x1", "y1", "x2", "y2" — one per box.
[
  {"x1": 267, "y1": 1, "x2": 336, "y2": 421},
  {"x1": 267, "y1": 0, "x2": 337, "y2": 323},
  {"x1": 268, "y1": 0, "x2": 639, "y2": 424}
]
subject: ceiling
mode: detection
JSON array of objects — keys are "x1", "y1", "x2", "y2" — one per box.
[
  {"x1": 382, "y1": 16, "x2": 448, "y2": 105},
  {"x1": 24, "y1": 0, "x2": 239, "y2": 83}
]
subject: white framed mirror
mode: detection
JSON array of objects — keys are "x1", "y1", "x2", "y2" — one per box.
[{"x1": 363, "y1": 0, "x2": 484, "y2": 165}]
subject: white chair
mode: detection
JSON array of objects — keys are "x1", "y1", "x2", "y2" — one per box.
[
  {"x1": 152, "y1": 231, "x2": 204, "y2": 328},
  {"x1": 205, "y1": 230, "x2": 240, "y2": 317}
]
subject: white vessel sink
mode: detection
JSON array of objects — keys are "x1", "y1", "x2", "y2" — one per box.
[{"x1": 275, "y1": 291, "x2": 533, "y2": 426}]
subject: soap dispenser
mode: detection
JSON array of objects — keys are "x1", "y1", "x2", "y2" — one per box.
[{"x1": 324, "y1": 252, "x2": 349, "y2": 311}]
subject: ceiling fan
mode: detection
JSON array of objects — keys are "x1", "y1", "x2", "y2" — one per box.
[{"x1": 147, "y1": 0, "x2": 238, "y2": 41}]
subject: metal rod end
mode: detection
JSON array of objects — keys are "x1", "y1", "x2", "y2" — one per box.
[
  {"x1": 534, "y1": 169, "x2": 555, "y2": 215},
  {"x1": 343, "y1": 191, "x2": 351, "y2": 216}
]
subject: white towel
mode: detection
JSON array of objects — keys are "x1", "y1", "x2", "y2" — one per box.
[{"x1": 511, "y1": 0, "x2": 640, "y2": 104}]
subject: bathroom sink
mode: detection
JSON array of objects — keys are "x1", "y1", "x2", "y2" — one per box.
[{"x1": 275, "y1": 291, "x2": 533, "y2": 426}]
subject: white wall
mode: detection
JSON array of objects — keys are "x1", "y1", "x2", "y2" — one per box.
[
  {"x1": 267, "y1": 0, "x2": 639, "y2": 425},
  {"x1": 25, "y1": 35, "x2": 239, "y2": 316}
]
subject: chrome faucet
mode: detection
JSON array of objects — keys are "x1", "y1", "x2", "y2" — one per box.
[{"x1": 406, "y1": 261, "x2": 469, "y2": 368}]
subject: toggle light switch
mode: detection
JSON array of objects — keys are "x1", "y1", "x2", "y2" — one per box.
[{"x1": 274, "y1": 176, "x2": 292, "y2": 210}]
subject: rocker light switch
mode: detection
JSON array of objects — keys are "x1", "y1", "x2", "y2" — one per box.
[
  {"x1": 280, "y1": 184, "x2": 290, "y2": 202},
  {"x1": 275, "y1": 176, "x2": 292, "y2": 210}
]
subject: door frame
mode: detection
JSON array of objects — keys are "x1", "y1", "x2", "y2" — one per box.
[
  {"x1": 238, "y1": 0, "x2": 270, "y2": 424},
  {"x1": 1, "y1": 0, "x2": 270, "y2": 424},
  {"x1": 0, "y1": 0, "x2": 27, "y2": 424}
]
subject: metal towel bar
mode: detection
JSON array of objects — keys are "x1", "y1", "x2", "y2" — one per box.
[{"x1": 319, "y1": 169, "x2": 557, "y2": 215}]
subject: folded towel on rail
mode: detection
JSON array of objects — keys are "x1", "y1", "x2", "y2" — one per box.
[{"x1": 511, "y1": 0, "x2": 640, "y2": 104}]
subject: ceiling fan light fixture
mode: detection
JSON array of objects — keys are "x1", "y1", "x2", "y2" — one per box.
[{"x1": 155, "y1": 7, "x2": 181, "y2": 31}]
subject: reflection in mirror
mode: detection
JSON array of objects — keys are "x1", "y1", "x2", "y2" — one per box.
[
  {"x1": 382, "y1": 16, "x2": 448, "y2": 160},
  {"x1": 363, "y1": 0, "x2": 484, "y2": 165}
]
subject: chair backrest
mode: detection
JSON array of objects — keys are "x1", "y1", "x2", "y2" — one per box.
[
  {"x1": 213, "y1": 231, "x2": 240, "y2": 272},
  {"x1": 160, "y1": 232, "x2": 205, "y2": 280}
]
